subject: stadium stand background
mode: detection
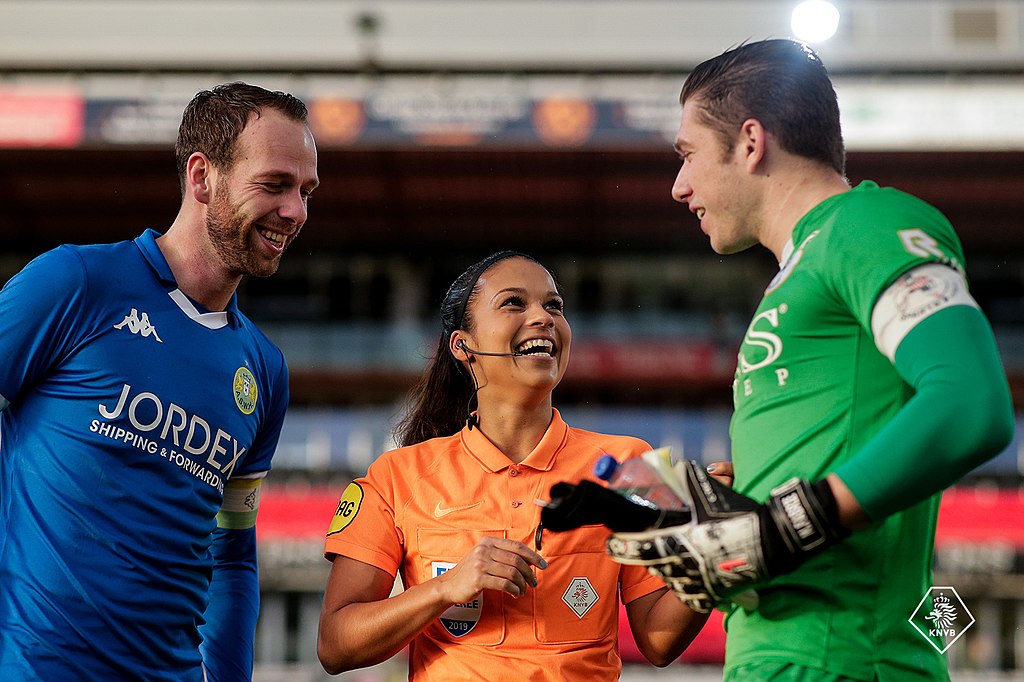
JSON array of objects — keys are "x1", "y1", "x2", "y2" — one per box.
[{"x1": 2, "y1": 2, "x2": 1023, "y2": 679}]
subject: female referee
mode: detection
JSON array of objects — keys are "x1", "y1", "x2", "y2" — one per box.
[{"x1": 317, "y1": 251, "x2": 708, "y2": 680}]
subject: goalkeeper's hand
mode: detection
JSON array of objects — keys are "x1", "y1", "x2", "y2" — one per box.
[{"x1": 605, "y1": 460, "x2": 850, "y2": 613}]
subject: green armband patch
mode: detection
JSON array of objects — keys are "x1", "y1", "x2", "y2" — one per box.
[{"x1": 216, "y1": 476, "x2": 263, "y2": 529}]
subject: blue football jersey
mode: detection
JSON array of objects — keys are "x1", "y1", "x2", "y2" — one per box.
[{"x1": 0, "y1": 230, "x2": 288, "y2": 680}]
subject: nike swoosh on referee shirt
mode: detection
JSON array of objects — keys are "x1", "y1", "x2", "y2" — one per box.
[{"x1": 434, "y1": 501, "x2": 483, "y2": 518}]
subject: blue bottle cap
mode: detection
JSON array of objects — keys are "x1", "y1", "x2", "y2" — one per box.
[{"x1": 593, "y1": 454, "x2": 619, "y2": 481}]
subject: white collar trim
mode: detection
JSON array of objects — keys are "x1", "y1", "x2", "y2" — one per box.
[
  {"x1": 168, "y1": 289, "x2": 229, "y2": 330},
  {"x1": 778, "y1": 238, "x2": 795, "y2": 269}
]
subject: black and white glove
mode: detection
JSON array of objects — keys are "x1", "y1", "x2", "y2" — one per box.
[{"x1": 605, "y1": 460, "x2": 850, "y2": 613}]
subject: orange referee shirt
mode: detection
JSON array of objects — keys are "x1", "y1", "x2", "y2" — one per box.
[{"x1": 324, "y1": 408, "x2": 666, "y2": 681}]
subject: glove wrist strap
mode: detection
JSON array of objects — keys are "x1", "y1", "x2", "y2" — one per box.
[{"x1": 761, "y1": 478, "x2": 850, "y2": 575}]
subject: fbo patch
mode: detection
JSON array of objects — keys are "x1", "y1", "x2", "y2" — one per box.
[
  {"x1": 327, "y1": 483, "x2": 363, "y2": 535},
  {"x1": 433, "y1": 561, "x2": 482, "y2": 637}
]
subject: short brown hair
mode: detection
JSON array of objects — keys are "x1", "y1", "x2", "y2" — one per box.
[
  {"x1": 174, "y1": 81, "x2": 308, "y2": 194},
  {"x1": 681, "y1": 39, "x2": 845, "y2": 175}
]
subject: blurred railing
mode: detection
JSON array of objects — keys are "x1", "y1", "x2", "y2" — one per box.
[
  {"x1": 261, "y1": 320, "x2": 1024, "y2": 412},
  {"x1": 274, "y1": 404, "x2": 1024, "y2": 481},
  {"x1": 259, "y1": 315, "x2": 740, "y2": 372}
]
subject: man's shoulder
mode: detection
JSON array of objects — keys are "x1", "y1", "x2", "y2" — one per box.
[
  {"x1": 834, "y1": 182, "x2": 951, "y2": 230},
  {"x1": 803, "y1": 183, "x2": 958, "y2": 260},
  {"x1": 228, "y1": 309, "x2": 287, "y2": 362},
  {"x1": 27, "y1": 238, "x2": 144, "y2": 286},
  {"x1": 58, "y1": 236, "x2": 140, "y2": 261},
  {"x1": 11, "y1": 239, "x2": 136, "y2": 292}
]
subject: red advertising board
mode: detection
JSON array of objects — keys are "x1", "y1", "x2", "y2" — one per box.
[
  {"x1": 256, "y1": 485, "x2": 1024, "y2": 547},
  {"x1": 0, "y1": 88, "x2": 84, "y2": 148},
  {"x1": 566, "y1": 340, "x2": 726, "y2": 382},
  {"x1": 257, "y1": 484, "x2": 1024, "y2": 666}
]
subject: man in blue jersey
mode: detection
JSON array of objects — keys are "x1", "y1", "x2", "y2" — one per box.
[
  {"x1": 606, "y1": 40, "x2": 1014, "y2": 680},
  {"x1": 0, "y1": 82, "x2": 319, "y2": 680}
]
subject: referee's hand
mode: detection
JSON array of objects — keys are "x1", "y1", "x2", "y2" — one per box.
[{"x1": 436, "y1": 537, "x2": 548, "y2": 603}]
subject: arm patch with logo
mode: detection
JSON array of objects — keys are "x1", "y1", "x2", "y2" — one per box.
[
  {"x1": 216, "y1": 475, "x2": 264, "y2": 529},
  {"x1": 327, "y1": 482, "x2": 364, "y2": 535},
  {"x1": 871, "y1": 263, "x2": 978, "y2": 362}
]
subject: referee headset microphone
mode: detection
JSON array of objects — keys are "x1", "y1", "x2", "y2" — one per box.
[
  {"x1": 456, "y1": 339, "x2": 524, "y2": 357},
  {"x1": 456, "y1": 338, "x2": 524, "y2": 430}
]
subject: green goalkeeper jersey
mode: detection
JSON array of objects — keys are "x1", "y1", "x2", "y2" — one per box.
[{"x1": 725, "y1": 181, "x2": 962, "y2": 680}]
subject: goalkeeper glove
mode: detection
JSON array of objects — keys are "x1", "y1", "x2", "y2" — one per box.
[
  {"x1": 605, "y1": 460, "x2": 850, "y2": 612},
  {"x1": 540, "y1": 480, "x2": 692, "y2": 533}
]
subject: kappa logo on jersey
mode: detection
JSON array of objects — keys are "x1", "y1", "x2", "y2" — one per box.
[
  {"x1": 113, "y1": 308, "x2": 162, "y2": 343},
  {"x1": 327, "y1": 483, "x2": 364, "y2": 535},
  {"x1": 233, "y1": 367, "x2": 258, "y2": 414},
  {"x1": 433, "y1": 562, "x2": 482, "y2": 637},
  {"x1": 561, "y1": 577, "x2": 599, "y2": 618}
]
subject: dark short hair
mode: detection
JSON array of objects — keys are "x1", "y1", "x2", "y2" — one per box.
[
  {"x1": 681, "y1": 39, "x2": 845, "y2": 175},
  {"x1": 441, "y1": 250, "x2": 544, "y2": 344},
  {"x1": 174, "y1": 81, "x2": 309, "y2": 194}
]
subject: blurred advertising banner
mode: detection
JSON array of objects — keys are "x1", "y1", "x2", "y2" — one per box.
[
  {"x1": 84, "y1": 97, "x2": 190, "y2": 146},
  {"x1": 78, "y1": 91, "x2": 677, "y2": 150},
  {"x1": 308, "y1": 90, "x2": 680, "y2": 149},
  {"x1": 0, "y1": 87, "x2": 84, "y2": 148},
  {"x1": 566, "y1": 340, "x2": 726, "y2": 383},
  {"x1": 11, "y1": 75, "x2": 1024, "y2": 150},
  {"x1": 307, "y1": 92, "x2": 673, "y2": 149}
]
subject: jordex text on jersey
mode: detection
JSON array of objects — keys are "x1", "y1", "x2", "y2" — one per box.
[{"x1": 89, "y1": 382, "x2": 247, "y2": 492}]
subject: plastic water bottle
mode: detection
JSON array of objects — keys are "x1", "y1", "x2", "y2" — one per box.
[
  {"x1": 594, "y1": 447, "x2": 688, "y2": 512},
  {"x1": 594, "y1": 449, "x2": 758, "y2": 609}
]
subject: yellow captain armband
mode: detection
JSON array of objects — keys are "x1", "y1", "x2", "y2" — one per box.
[{"x1": 216, "y1": 474, "x2": 265, "y2": 530}]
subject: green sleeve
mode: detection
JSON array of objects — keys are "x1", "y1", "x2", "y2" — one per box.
[{"x1": 833, "y1": 305, "x2": 1014, "y2": 520}]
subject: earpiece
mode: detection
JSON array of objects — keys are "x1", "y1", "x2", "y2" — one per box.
[{"x1": 456, "y1": 339, "x2": 522, "y2": 358}]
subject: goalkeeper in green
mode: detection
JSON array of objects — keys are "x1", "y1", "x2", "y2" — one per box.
[{"x1": 607, "y1": 39, "x2": 1015, "y2": 681}]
